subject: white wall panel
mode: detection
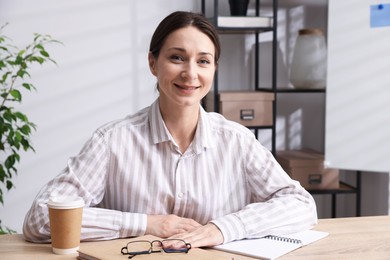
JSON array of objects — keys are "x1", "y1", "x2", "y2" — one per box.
[{"x1": 326, "y1": 0, "x2": 390, "y2": 172}]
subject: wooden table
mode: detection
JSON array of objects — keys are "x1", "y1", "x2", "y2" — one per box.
[
  {"x1": 279, "y1": 215, "x2": 390, "y2": 260},
  {"x1": 1, "y1": 216, "x2": 389, "y2": 259}
]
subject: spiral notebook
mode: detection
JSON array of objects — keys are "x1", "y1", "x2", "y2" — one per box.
[{"x1": 213, "y1": 230, "x2": 328, "y2": 260}]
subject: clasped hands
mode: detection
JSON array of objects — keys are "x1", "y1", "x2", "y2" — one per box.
[{"x1": 146, "y1": 214, "x2": 224, "y2": 248}]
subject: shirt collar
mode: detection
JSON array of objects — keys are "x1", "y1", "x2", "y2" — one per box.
[
  {"x1": 149, "y1": 98, "x2": 216, "y2": 153},
  {"x1": 193, "y1": 105, "x2": 216, "y2": 152},
  {"x1": 149, "y1": 98, "x2": 171, "y2": 144}
]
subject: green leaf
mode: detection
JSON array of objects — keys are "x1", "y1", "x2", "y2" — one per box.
[
  {"x1": 20, "y1": 124, "x2": 31, "y2": 135},
  {"x1": 1, "y1": 71, "x2": 11, "y2": 84},
  {"x1": 14, "y1": 111, "x2": 27, "y2": 122},
  {"x1": 17, "y1": 49, "x2": 26, "y2": 57},
  {"x1": 29, "y1": 121, "x2": 37, "y2": 131},
  {"x1": 14, "y1": 55, "x2": 23, "y2": 65},
  {"x1": 27, "y1": 56, "x2": 45, "y2": 64},
  {"x1": 0, "y1": 120, "x2": 8, "y2": 135},
  {"x1": 3, "y1": 110, "x2": 14, "y2": 122},
  {"x1": 34, "y1": 44, "x2": 44, "y2": 50},
  {"x1": 0, "y1": 60, "x2": 6, "y2": 69},
  {"x1": 0, "y1": 166, "x2": 5, "y2": 182},
  {"x1": 4, "y1": 155, "x2": 15, "y2": 170},
  {"x1": 6, "y1": 180, "x2": 13, "y2": 190},
  {"x1": 22, "y1": 83, "x2": 36, "y2": 91},
  {"x1": 22, "y1": 83, "x2": 32, "y2": 91},
  {"x1": 7, "y1": 129, "x2": 14, "y2": 145},
  {"x1": 0, "y1": 46, "x2": 8, "y2": 53},
  {"x1": 33, "y1": 33, "x2": 41, "y2": 42},
  {"x1": 14, "y1": 152, "x2": 20, "y2": 162},
  {"x1": 13, "y1": 140, "x2": 20, "y2": 150},
  {"x1": 16, "y1": 69, "x2": 27, "y2": 78},
  {"x1": 1, "y1": 122, "x2": 11, "y2": 131},
  {"x1": 40, "y1": 49, "x2": 49, "y2": 58},
  {"x1": 20, "y1": 138, "x2": 31, "y2": 151},
  {"x1": 10, "y1": 89, "x2": 22, "y2": 101},
  {"x1": 6, "y1": 60, "x2": 14, "y2": 66},
  {"x1": 14, "y1": 131, "x2": 22, "y2": 142}
]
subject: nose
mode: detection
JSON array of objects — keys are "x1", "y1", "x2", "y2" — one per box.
[{"x1": 180, "y1": 61, "x2": 198, "y2": 80}]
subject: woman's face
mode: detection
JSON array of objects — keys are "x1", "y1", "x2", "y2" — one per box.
[{"x1": 148, "y1": 26, "x2": 216, "y2": 110}]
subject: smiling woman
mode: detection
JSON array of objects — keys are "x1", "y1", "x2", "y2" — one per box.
[
  {"x1": 23, "y1": 11, "x2": 317, "y2": 250},
  {"x1": 147, "y1": 11, "x2": 221, "y2": 154},
  {"x1": 148, "y1": 26, "x2": 217, "y2": 152}
]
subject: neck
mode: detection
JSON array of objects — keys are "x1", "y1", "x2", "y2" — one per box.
[{"x1": 159, "y1": 101, "x2": 199, "y2": 153}]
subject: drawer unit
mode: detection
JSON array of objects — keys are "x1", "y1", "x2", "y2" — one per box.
[
  {"x1": 215, "y1": 91, "x2": 274, "y2": 127},
  {"x1": 276, "y1": 149, "x2": 340, "y2": 190}
]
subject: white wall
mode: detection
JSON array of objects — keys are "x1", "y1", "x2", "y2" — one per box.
[{"x1": 0, "y1": 0, "x2": 200, "y2": 232}]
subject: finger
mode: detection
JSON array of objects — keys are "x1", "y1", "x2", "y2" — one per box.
[
  {"x1": 171, "y1": 232, "x2": 207, "y2": 248},
  {"x1": 182, "y1": 217, "x2": 202, "y2": 226},
  {"x1": 168, "y1": 231, "x2": 195, "y2": 245},
  {"x1": 180, "y1": 219, "x2": 201, "y2": 231},
  {"x1": 171, "y1": 218, "x2": 201, "y2": 234},
  {"x1": 170, "y1": 223, "x2": 224, "y2": 248}
]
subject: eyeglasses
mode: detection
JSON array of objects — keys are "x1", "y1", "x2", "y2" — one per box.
[{"x1": 121, "y1": 239, "x2": 191, "y2": 258}]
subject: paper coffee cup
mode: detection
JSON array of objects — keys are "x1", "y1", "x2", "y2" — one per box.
[{"x1": 48, "y1": 196, "x2": 84, "y2": 255}]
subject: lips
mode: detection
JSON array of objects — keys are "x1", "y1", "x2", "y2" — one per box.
[{"x1": 175, "y1": 84, "x2": 200, "y2": 90}]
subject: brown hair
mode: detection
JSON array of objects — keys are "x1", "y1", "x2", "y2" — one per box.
[{"x1": 149, "y1": 11, "x2": 221, "y2": 64}]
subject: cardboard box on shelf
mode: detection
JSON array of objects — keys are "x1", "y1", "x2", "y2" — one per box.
[
  {"x1": 276, "y1": 149, "x2": 339, "y2": 190},
  {"x1": 205, "y1": 91, "x2": 274, "y2": 127}
]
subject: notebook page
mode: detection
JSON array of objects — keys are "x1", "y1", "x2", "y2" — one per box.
[
  {"x1": 213, "y1": 230, "x2": 328, "y2": 260},
  {"x1": 284, "y1": 230, "x2": 329, "y2": 246}
]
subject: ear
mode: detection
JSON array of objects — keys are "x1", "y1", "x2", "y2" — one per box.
[{"x1": 148, "y1": 52, "x2": 157, "y2": 76}]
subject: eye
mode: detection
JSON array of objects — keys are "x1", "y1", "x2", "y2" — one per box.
[
  {"x1": 198, "y1": 58, "x2": 211, "y2": 65},
  {"x1": 170, "y1": 55, "x2": 184, "y2": 62}
]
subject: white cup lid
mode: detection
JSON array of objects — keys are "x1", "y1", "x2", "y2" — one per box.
[{"x1": 48, "y1": 196, "x2": 85, "y2": 209}]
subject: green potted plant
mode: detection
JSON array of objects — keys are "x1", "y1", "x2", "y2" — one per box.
[{"x1": 0, "y1": 23, "x2": 60, "y2": 234}]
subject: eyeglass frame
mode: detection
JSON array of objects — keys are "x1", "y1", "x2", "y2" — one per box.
[{"x1": 121, "y1": 239, "x2": 191, "y2": 257}]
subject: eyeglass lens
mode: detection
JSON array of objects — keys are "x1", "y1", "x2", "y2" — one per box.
[
  {"x1": 158, "y1": 239, "x2": 191, "y2": 253},
  {"x1": 121, "y1": 239, "x2": 191, "y2": 257}
]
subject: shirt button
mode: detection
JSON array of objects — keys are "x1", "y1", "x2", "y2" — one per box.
[{"x1": 177, "y1": 192, "x2": 184, "y2": 199}]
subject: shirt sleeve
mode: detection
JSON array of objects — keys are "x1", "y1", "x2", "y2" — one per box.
[
  {"x1": 211, "y1": 136, "x2": 318, "y2": 243},
  {"x1": 22, "y1": 131, "x2": 147, "y2": 242}
]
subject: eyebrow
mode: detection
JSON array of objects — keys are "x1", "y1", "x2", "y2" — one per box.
[{"x1": 168, "y1": 47, "x2": 214, "y2": 57}]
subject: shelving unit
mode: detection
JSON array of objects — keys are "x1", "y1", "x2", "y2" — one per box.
[
  {"x1": 309, "y1": 171, "x2": 361, "y2": 218},
  {"x1": 201, "y1": 0, "x2": 361, "y2": 218},
  {"x1": 201, "y1": 0, "x2": 278, "y2": 153}
]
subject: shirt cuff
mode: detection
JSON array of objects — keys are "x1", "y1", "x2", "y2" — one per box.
[
  {"x1": 210, "y1": 213, "x2": 247, "y2": 243},
  {"x1": 120, "y1": 212, "x2": 147, "y2": 237}
]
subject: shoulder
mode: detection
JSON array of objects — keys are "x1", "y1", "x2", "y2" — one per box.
[
  {"x1": 95, "y1": 106, "x2": 150, "y2": 137},
  {"x1": 206, "y1": 111, "x2": 255, "y2": 140}
]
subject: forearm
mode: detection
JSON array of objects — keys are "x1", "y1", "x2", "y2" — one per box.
[
  {"x1": 23, "y1": 167, "x2": 147, "y2": 242},
  {"x1": 23, "y1": 199, "x2": 147, "y2": 242},
  {"x1": 211, "y1": 187, "x2": 317, "y2": 243},
  {"x1": 81, "y1": 208, "x2": 147, "y2": 241}
]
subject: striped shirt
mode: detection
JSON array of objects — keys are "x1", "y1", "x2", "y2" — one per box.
[{"x1": 23, "y1": 98, "x2": 317, "y2": 243}]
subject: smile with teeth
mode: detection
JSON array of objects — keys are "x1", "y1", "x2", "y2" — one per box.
[{"x1": 175, "y1": 84, "x2": 200, "y2": 90}]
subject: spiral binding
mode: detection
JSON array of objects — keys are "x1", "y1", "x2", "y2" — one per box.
[{"x1": 264, "y1": 235, "x2": 302, "y2": 245}]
